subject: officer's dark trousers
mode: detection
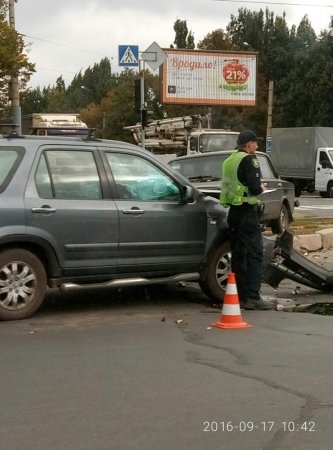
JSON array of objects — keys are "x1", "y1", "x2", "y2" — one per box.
[{"x1": 227, "y1": 204, "x2": 263, "y2": 302}]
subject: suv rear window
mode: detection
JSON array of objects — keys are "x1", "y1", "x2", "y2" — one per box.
[
  {"x1": 35, "y1": 150, "x2": 102, "y2": 200},
  {"x1": 0, "y1": 147, "x2": 24, "y2": 193}
]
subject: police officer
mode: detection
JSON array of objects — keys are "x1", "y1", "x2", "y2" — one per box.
[{"x1": 220, "y1": 130, "x2": 276, "y2": 310}]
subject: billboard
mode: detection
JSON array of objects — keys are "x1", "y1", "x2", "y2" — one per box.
[{"x1": 160, "y1": 49, "x2": 257, "y2": 106}]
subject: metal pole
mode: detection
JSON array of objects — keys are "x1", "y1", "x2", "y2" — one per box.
[
  {"x1": 266, "y1": 80, "x2": 273, "y2": 136},
  {"x1": 8, "y1": 0, "x2": 21, "y2": 134},
  {"x1": 140, "y1": 59, "x2": 145, "y2": 149}
]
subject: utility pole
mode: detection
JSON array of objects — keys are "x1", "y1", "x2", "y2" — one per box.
[
  {"x1": 266, "y1": 80, "x2": 274, "y2": 152},
  {"x1": 8, "y1": 0, "x2": 21, "y2": 134},
  {"x1": 139, "y1": 59, "x2": 145, "y2": 149},
  {"x1": 266, "y1": 80, "x2": 273, "y2": 136}
]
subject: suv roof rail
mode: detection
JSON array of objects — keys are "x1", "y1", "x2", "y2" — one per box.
[
  {"x1": 82, "y1": 128, "x2": 102, "y2": 141},
  {"x1": 0, "y1": 124, "x2": 102, "y2": 142}
]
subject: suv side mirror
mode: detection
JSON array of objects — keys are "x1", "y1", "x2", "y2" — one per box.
[{"x1": 183, "y1": 185, "x2": 194, "y2": 203}]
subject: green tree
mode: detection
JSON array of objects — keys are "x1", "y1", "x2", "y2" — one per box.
[
  {"x1": 0, "y1": 2, "x2": 35, "y2": 111},
  {"x1": 44, "y1": 76, "x2": 67, "y2": 112},
  {"x1": 197, "y1": 29, "x2": 233, "y2": 50},
  {"x1": 79, "y1": 69, "x2": 138, "y2": 140},
  {"x1": 224, "y1": 8, "x2": 297, "y2": 134},
  {"x1": 65, "y1": 58, "x2": 114, "y2": 111},
  {"x1": 277, "y1": 24, "x2": 333, "y2": 127},
  {"x1": 21, "y1": 86, "x2": 48, "y2": 115},
  {"x1": 293, "y1": 15, "x2": 317, "y2": 50},
  {"x1": 173, "y1": 19, "x2": 195, "y2": 49}
]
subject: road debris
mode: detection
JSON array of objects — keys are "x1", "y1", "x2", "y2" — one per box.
[
  {"x1": 292, "y1": 286, "x2": 301, "y2": 295},
  {"x1": 175, "y1": 319, "x2": 188, "y2": 325}
]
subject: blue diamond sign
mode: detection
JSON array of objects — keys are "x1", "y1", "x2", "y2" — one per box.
[{"x1": 118, "y1": 45, "x2": 139, "y2": 67}]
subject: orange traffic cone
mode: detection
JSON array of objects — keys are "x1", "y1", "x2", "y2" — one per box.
[{"x1": 212, "y1": 272, "x2": 252, "y2": 329}]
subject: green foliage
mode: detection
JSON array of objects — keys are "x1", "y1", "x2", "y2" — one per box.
[
  {"x1": 0, "y1": 10, "x2": 35, "y2": 111},
  {"x1": 197, "y1": 29, "x2": 233, "y2": 50},
  {"x1": 173, "y1": 19, "x2": 195, "y2": 49},
  {"x1": 277, "y1": 32, "x2": 333, "y2": 127},
  {"x1": 20, "y1": 86, "x2": 48, "y2": 114}
]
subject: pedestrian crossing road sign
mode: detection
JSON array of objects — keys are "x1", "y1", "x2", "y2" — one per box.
[{"x1": 118, "y1": 45, "x2": 139, "y2": 67}]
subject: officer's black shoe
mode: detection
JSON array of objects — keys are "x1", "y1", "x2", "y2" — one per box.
[
  {"x1": 239, "y1": 298, "x2": 247, "y2": 309},
  {"x1": 243, "y1": 298, "x2": 277, "y2": 310}
]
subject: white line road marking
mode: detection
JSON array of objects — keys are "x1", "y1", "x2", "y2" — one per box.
[{"x1": 297, "y1": 205, "x2": 333, "y2": 210}]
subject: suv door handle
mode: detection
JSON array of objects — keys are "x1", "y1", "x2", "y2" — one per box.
[
  {"x1": 122, "y1": 207, "x2": 144, "y2": 215},
  {"x1": 32, "y1": 206, "x2": 56, "y2": 214}
]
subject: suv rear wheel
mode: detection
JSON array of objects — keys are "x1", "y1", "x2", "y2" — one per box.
[
  {"x1": 0, "y1": 249, "x2": 47, "y2": 321},
  {"x1": 199, "y1": 241, "x2": 231, "y2": 302}
]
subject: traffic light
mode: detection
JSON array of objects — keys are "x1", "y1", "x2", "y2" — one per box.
[
  {"x1": 141, "y1": 109, "x2": 154, "y2": 128},
  {"x1": 141, "y1": 109, "x2": 147, "y2": 128},
  {"x1": 134, "y1": 79, "x2": 141, "y2": 113}
]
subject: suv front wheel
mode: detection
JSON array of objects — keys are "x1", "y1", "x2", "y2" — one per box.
[
  {"x1": 0, "y1": 249, "x2": 47, "y2": 321},
  {"x1": 199, "y1": 241, "x2": 231, "y2": 302}
]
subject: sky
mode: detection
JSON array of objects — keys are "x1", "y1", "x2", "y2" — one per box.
[{"x1": 13, "y1": 0, "x2": 333, "y2": 89}]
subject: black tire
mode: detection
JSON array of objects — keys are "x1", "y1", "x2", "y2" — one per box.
[
  {"x1": 0, "y1": 249, "x2": 47, "y2": 321},
  {"x1": 199, "y1": 241, "x2": 231, "y2": 302},
  {"x1": 320, "y1": 191, "x2": 328, "y2": 198},
  {"x1": 271, "y1": 203, "x2": 290, "y2": 236},
  {"x1": 327, "y1": 183, "x2": 333, "y2": 198},
  {"x1": 294, "y1": 184, "x2": 302, "y2": 198}
]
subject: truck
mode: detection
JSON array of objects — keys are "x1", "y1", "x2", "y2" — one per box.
[
  {"x1": 124, "y1": 115, "x2": 239, "y2": 162},
  {"x1": 267, "y1": 127, "x2": 333, "y2": 198},
  {"x1": 21, "y1": 113, "x2": 89, "y2": 136}
]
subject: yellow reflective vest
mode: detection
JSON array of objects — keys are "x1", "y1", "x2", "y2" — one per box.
[{"x1": 220, "y1": 151, "x2": 261, "y2": 207}]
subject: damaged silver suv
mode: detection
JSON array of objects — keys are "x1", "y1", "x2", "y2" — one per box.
[{"x1": 0, "y1": 131, "x2": 235, "y2": 320}]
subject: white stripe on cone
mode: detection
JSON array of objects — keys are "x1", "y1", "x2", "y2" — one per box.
[
  {"x1": 222, "y1": 304, "x2": 241, "y2": 315},
  {"x1": 225, "y1": 283, "x2": 238, "y2": 295}
]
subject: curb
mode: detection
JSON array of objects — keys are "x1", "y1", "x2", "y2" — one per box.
[{"x1": 294, "y1": 228, "x2": 333, "y2": 253}]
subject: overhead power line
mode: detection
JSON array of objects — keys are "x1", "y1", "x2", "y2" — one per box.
[
  {"x1": 213, "y1": 0, "x2": 333, "y2": 6},
  {"x1": 19, "y1": 33, "x2": 107, "y2": 57}
]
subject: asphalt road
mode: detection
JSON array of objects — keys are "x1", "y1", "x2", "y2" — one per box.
[
  {"x1": 294, "y1": 194, "x2": 333, "y2": 219},
  {"x1": 1, "y1": 281, "x2": 333, "y2": 450}
]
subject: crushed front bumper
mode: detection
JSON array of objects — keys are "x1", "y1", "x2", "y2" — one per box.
[{"x1": 263, "y1": 231, "x2": 333, "y2": 292}]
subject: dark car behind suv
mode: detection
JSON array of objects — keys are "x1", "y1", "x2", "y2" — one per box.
[
  {"x1": 169, "y1": 150, "x2": 297, "y2": 235},
  {"x1": 0, "y1": 132, "x2": 236, "y2": 320}
]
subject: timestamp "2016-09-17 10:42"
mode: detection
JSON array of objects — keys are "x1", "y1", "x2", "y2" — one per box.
[{"x1": 203, "y1": 421, "x2": 316, "y2": 432}]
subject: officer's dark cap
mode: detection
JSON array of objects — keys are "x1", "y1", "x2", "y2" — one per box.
[{"x1": 237, "y1": 130, "x2": 263, "y2": 145}]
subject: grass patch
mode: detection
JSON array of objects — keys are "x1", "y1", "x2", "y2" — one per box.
[{"x1": 291, "y1": 217, "x2": 333, "y2": 235}]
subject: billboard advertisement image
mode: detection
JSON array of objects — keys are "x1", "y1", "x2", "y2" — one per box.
[{"x1": 161, "y1": 49, "x2": 257, "y2": 106}]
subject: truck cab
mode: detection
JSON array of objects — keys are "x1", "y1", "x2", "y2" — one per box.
[
  {"x1": 124, "y1": 115, "x2": 240, "y2": 159},
  {"x1": 315, "y1": 147, "x2": 333, "y2": 197},
  {"x1": 22, "y1": 113, "x2": 89, "y2": 137},
  {"x1": 268, "y1": 127, "x2": 333, "y2": 198},
  {"x1": 188, "y1": 129, "x2": 239, "y2": 154}
]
